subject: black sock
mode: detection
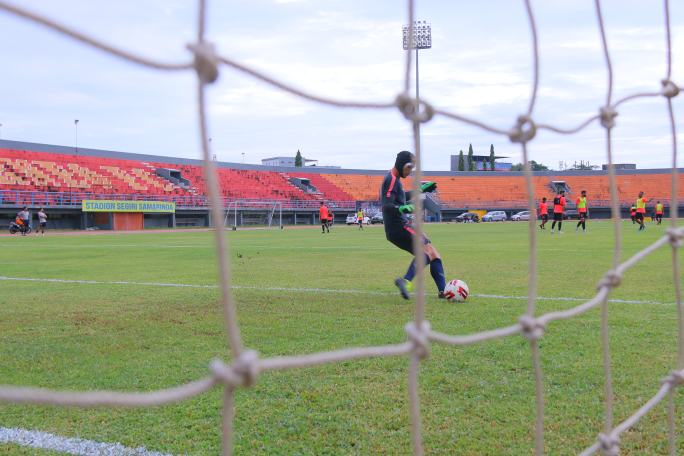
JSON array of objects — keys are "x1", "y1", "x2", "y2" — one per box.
[
  {"x1": 429, "y1": 258, "x2": 446, "y2": 292},
  {"x1": 404, "y1": 259, "x2": 417, "y2": 281},
  {"x1": 404, "y1": 254, "x2": 431, "y2": 281}
]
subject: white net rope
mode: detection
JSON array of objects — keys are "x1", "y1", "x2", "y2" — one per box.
[{"x1": 0, "y1": 0, "x2": 680, "y2": 454}]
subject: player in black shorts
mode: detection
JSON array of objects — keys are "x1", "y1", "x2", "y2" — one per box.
[{"x1": 381, "y1": 151, "x2": 447, "y2": 299}]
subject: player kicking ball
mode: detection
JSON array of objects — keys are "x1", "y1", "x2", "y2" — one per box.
[{"x1": 381, "y1": 151, "x2": 447, "y2": 300}]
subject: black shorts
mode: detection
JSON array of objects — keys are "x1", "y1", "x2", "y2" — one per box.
[
  {"x1": 635, "y1": 212, "x2": 644, "y2": 220},
  {"x1": 553, "y1": 213, "x2": 563, "y2": 222},
  {"x1": 578, "y1": 212, "x2": 587, "y2": 221},
  {"x1": 387, "y1": 225, "x2": 430, "y2": 254},
  {"x1": 541, "y1": 214, "x2": 548, "y2": 222},
  {"x1": 39, "y1": 222, "x2": 47, "y2": 227}
]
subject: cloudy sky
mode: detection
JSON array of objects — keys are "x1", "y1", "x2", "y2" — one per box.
[{"x1": 0, "y1": 0, "x2": 682, "y2": 171}]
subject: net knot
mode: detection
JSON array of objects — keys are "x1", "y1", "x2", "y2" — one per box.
[
  {"x1": 662, "y1": 370, "x2": 684, "y2": 388},
  {"x1": 405, "y1": 320, "x2": 431, "y2": 359},
  {"x1": 232, "y1": 350, "x2": 260, "y2": 386},
  {"x1": 599, "y1": 106, "x2": 618, "y2": 129},
  {"x1": 395, "y1": 93, "x2": 434, "y2": 123},
  {"x1": 597, "y1": 270, "x2": 622, "y2": 290},
  {"x1": 210, "y1": 359, "x2": 243, "y2": 387},
  {"x1": 187, "y1": 41, "x2": 220, "y2": 84},
  {"x1": 210, "y1": 350, "x2": 260, "y2": 387},
  {"x1": 507, "y1": 115, "x2": 537, "y2": 144},
  {"x1": 661, "y1": 79, "x2": 680, "y2": 99},
  {"x1": 518, "y1": 315, "x2": 545, "y2": 341},
  {"x1": 598, "y1": 433, "x2": 620, "y2": 456},
  {"x1": 666, "y1": 227, "x2": 684, "y2": 248}
]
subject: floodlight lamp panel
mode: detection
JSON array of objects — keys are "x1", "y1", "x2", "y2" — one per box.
[{"x1": 402, "y1": 21, "x2": 432, "y2": 50}]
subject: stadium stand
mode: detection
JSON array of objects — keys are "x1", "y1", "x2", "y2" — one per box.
[
  {"x1": 317, "y1": 173, "x2": 385, "y2": 201},
  {"x1": 1, "y1": 145, "x2": 683, "y2": 209},
  {"x1": 172, "y1": 164, "x2": 315, "y2": 200},
  {"x1": 428, "y1": 174, "x2": 684, "y2": 208},
  {"x1": 0, "y1": 148, "x2": 315, "y2": 202},
  {"x1": 289, "y1": 173, "x2": 354, "y2": 201},
  {"x1": 0, "y1": 149, "x2": 183, "y2": 195}
]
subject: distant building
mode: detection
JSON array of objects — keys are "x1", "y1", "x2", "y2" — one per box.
[
  {"x1": 261, "y1": 156, "x2": 318, "y2": 167},
  {"x1": 602, "y1": 163, "x2": 636, "y2": 170},
  {"x1": 450, "y1": 154, "x2": 512, "y2": 171}
]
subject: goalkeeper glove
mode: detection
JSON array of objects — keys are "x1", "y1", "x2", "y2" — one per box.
[
  {"x1": 420, "y1": 181, "x2": 437, "y2": 193},
  {"x1": 398, "y1": 204, "x2": 415, "y2": 214}
]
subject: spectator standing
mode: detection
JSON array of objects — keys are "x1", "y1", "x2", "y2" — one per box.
[{"x1": 37, "y1": 208, "x2": 48, "y2": 235}]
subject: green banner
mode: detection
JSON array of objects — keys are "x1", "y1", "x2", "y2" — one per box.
[{"x1": 82, "y1": 200, "x2": 176, "y2": 213}]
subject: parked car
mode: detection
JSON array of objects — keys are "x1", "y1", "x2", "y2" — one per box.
[
  {"x1": 564, "y1": 209, "x2": 579, "y2": 220},
  {"x1": 482, "y1": 211, "x2": 507, "y2": 222},
  {"x1": 346, "y1": 214, "x2": 370, "y2": 225},
  {"x1": 370, "y1": 213, "x2": 384, "y2": 224},
  {"x1": 454, "y1": 212, "x2": 480, "y2": 223},
  {"x1": 511, "y1": 210, "x2": 531, "y2": 221}
]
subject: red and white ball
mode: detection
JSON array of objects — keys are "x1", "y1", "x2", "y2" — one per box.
[{"x1": 444, "y1": 279, "x2": 469, "y2": 302}]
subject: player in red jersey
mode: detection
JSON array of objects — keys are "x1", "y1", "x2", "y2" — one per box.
[
  {"x1": 319, "y1": 202, "x2": 330, "y2": 233},
  {"x1": 550, "y1": 190, "x2": 566, "y2": 234},
  {"x1": 635, "y1": 191, "x2": 649, "y2": 232},
  {"x1": 538, "y1": 197, "x2": 549, "y2": 230}
]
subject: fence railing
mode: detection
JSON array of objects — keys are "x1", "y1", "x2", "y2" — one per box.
[
  {"x1": 0, "y1": 190, "x2": 675, "y2": 213},
  {"x1": 0, "y1": 190, "x2": 355, "y2": 211},
  {"x1": 438, "y1": 198, "x2": 675, "y2": 210}
]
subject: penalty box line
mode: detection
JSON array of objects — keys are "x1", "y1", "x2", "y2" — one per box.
[
  {"x1": 0, "y1": 275, "x2": 671, "y2": 306},
  {"x1": 0, "y1": 426, "x2": 170, "y2": 456}
]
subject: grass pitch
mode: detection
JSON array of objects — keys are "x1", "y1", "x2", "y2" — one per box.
[{"x1": 0, "y1": 220, "x2": 683, "y2": 455}]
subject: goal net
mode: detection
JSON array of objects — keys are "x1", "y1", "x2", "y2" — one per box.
[{"x1": 224, "y1": 200, "x2": 282, "y2": 230}]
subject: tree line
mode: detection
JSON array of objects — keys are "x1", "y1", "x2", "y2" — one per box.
[{"x1": 457, "y1": 144, "x2": 497, "y2": 171}]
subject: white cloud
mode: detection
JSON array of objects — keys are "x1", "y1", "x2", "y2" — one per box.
[{"x1": 2, "y1": 0, "x2": 683, "y2": 169}]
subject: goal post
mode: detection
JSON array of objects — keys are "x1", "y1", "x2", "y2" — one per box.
[
  {"x1": 224, "y1": 200, "x2": 282, "y2": 230},
  {"x1": 224, "y1": 200, "x2": 238, "y2": 230}
]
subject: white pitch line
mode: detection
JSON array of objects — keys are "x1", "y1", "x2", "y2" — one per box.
[
  {"x1": 0, "y1": 243, "x2": 388, "y2": 251},
  {"x1": 0, "y1": 427, "x2": 171, "y2": 456},
  {"x1": 0, "y1": 276, "x2": 671, "y2": 305}
]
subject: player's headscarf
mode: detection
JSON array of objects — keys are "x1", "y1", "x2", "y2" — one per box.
[{"x1": 394, "y1": 151, "x2": 415, "y2": 177}]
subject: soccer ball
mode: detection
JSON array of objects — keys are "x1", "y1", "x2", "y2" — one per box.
[{"x1": 444, "y1": 279, "x2": 469, "y2": 302}]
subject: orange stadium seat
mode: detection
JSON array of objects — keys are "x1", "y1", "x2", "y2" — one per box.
[
  {"x1": 289, "y1": 173, "x2": 353, "y2": 201},
  {"x1": 2, "y1": 147, "x2": 683, "y2": 208},
  {"x1": 316, "y1": 174, "x2": 385, "y2": 201}
]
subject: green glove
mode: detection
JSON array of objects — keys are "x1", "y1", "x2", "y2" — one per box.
[
  {"x1": 420, "y1": 181, "x2": 437, "y2": 193},
  {"x1": 398, "y1": 204, "x2": 415, "y2": 214}
]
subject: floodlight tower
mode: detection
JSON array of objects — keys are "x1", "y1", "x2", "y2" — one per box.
[
  {"x1": 74, "y1": 119, "x2": 79, "y2": 155},
  {"x1": 402, "y1": 20, "x2": 432, "y2": 106}
]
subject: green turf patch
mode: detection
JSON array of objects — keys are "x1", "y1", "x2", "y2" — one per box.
[{"x1": 0, "y1": 221, "x2": 682, "y2": 454}]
